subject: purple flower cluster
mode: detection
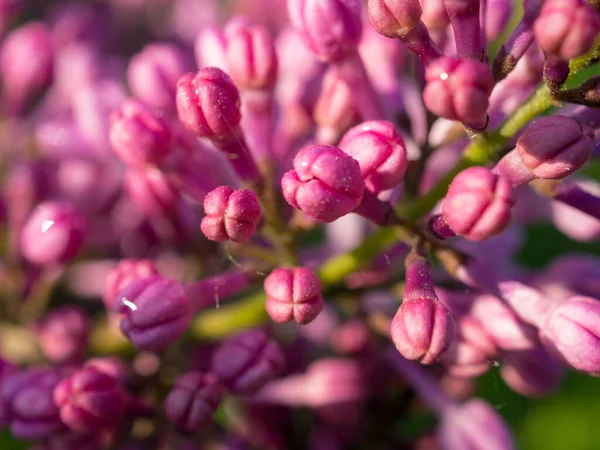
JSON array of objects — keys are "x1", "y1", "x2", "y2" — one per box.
[{"x1": 1, "y1": 0, "x2": 600, "y2": 448}]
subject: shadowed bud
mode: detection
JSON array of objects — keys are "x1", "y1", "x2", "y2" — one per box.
[
  {"x1": 200, "y1": 186, "x2": 261, "y2": 243},
  {"x1": 264, "y1": 267, "x2": 324, "y2": 324},
  {"x1": 367, "y1": 0, "x2": 422, "y2": 38},
  {"x1": 103, "y1": 259, "x2": 159, "y2": 310},
  {"x1": 123, "y1": 167, "x2": 180, "y2": 218},
  {"x1": 164, "y1": 371, "x2": 223, "y2": 431},
  {"x1": 500, "y1": 348, "x2": 564, "y2": 398},
  {"x1": 114, "y1": 276, "x2": 192, "y2": 351},
  {"x1": 282, "y1": 144, "x2": 365, "y2": 223},
  {"x1": 37, "y1": 306, "x2": 89, "y2": 365}
]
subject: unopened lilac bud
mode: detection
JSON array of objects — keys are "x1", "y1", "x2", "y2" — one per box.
[
  {"x1": 533, "y1": 0, "x2": 600, "y2": 60},
  {"x1": 103, "y1": 259, "x2": 159, "y2": 310},
  {"x1": 367, "y1": 0, "x2": 423, "y2": 38},
  {"x1": 124, "y1": 167, "x2": 179, "y2": 218},
  {"x1": 287, "y1": 0, "x2": 363, "y2": 62},
  {"x1": 485, "y1": 0, "x2": 513, "y2": 42},
  {"x1": 211, "y1": 329, "x2": 284, "y2": 394},
  {"x1": 127, "y1": 43, "x2": 193, "y2": 112},
  {"x1": 423, "y1": 56, "x2": 493, "y2": 130},
  {"x1": 282, "y1": 144, "x2": 365, "y2": 223},
  {"x1": 500, "y1": 348, "x2": 564, "y2": 398},
  {"x1": 420, "y1": 0, "x2": 449, "y2": 32},
  {"x1": 176, "y1": 68, "x2": 241, "y2": 138},
  {"x1": 442, "y1": 167, "x2": 514, "y2": 241},
  {"x1": 36, "y1": 306, "x2": 89, "y2": 365},
  {"x1": 226, "y1": 24, "x2": 278, "y2": 90},
  {"x1": 114, "y1": 276, "x2": 192, "y2": 351},
  {"x1": 109, "y1": 99, "x2": 172, "y2": 167},
  {"x1": 164, "y1": 371, "x2": 223, "y2": 431},
  {"x1": 200, "y1": 186, "x2": 261, "y2": 243},
  {"x1": 264, "y1": 267, "x2": 324, "y2": 325},
  {"x1": 339, "y1": 120, "x2": 408, "y2": 193},
  {"x1": 20, "y1": 201, "x2": 87, "y2": 265},
  {"x1": 84, "y1": 357, "x2": 129, "y2": 386},
  {"x1": 54, "y1": 367, "x2": 126, "y2": 433}
]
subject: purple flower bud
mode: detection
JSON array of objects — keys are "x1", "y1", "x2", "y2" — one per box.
[
  {"x1": 114, "y1": 276, "x2": 192, "y2": 351},
  {"x1": 423, "y1": 56, "x2": 493, "y2": 130},
  {"x1": 485, "y1": 0, "x2": 513, "y2": 42},
  {"x1": 54, "y1": 367, "x2": 126, "y2": 433},
  {"x1": 444, "y1": 0, "x2": 483, "y2": 61},
  {"x1": 540, "y1": 296, "x2": 600, "y2": 375},
  {"x1": 533, "y1": 0, "x2": 600, "y2": 60},
  {"x1": 367, "y1": 0, "x2": 423, "y2": 38},
  {"x1": 339, "y1": 120, "x2": 408, "y2": 193},
  {"x1": 442, "y1": 166, "x2": 514, "y2": 241},
  {"x1": 36, "y1": 306, "x2": 89, "y2": 365},
  {"x1": 20, "y1": 201, "x2": 87, "y2": 265},
  {"x1": 109, "y1": 98, "x2": 172, "y2": 167},
  {"x1": 103, "y1": 259, "x2": 159, "y2": 310},
  {"x1": 282, "y1": 144, "x2": 365, "y2": 223},
  {"x1": 287, "y1": 0, "x2": 363, "y2": 62},
  {"x1": 226, "y1": 23, "x2": 278, "y2": 91},
  {"x1": 264, "y1": 267, "x2": 324, "y2": 325},
  {"x1": 164, "y1": 371, "x2": 223, "y2": 431},
  {"x1": 500, "y1": 348, "x2": 564, "y2": 398},
  {"x1": 211, "y1": 329, "x2": 284, "y2": 394},
  {"x1": 176, "y1": 68, "x2": 241, "y2": 138},
  {"x1": 124, "y1": 167, "x2": 179, "y2": 218},
  {"x1": 200, "y1": 186, "x2": 261, "y2": 243},
  {"x1": 127, "y1": 43, "x2": 193, "y2": 112}
]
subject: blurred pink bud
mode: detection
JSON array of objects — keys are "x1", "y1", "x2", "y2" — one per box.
[
  {"x1": 36, "y1": 306, "x2": 89, "y2": 365},
  {"x1": 124, "y1": 167, "x2": 180, "y2": 218},
  {"x1": 103, "y1": 259, "x2": 159, "y2": 310},
  {"x1": 420, "y1": 0, "x2": 449, "y2": 32},
  {"x1": 500, "y1": 348, "x2": 564, "y2": 398}
]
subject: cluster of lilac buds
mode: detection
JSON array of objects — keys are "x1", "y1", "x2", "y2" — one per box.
[{"x1": 2, "y1": 0, "x2": 600, "y2": 449}]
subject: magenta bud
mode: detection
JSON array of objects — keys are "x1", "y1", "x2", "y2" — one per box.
[
  {"x1": 54, "y1": 367, "x2": 126, "y2": 433},
  {"x1": 20, "y1": 201, "x2": 87, "y2": 265},
  {"x1": 485, "y1": 0, "x2": 513, "y2": 42},
  {"x1": 442, "y1": 166, "x2": 514, "y2": 241},
  {"x1": 200, "y1": 186, "x2": 261, "y2": 243},
  {"x1": 264, "y1": 267, "x2": 324, "y2": 325},
  {"x1": 127, "y1": 43, "x2": 193, "y2": 112},
  {"x1": 84, "y1": 357, "x2": 129, "y2": 386},
  {"x1": 500, "y1": 348, "x2": 564, "y2": 398},
  {"x1": 281, "y1": 144, "x2": 365, "y2": 223},
  {"x1": 164, "y1": 371, "x2": 223, "y2": 431},
  {"x1": 423, "y1": 56, "x2": 493, "y2": 130},
  {"x1": 36, "y1": 306, "x2": 89, "y2": 365},
  {"x1": 124, "y1": 167, "x2": 179, "y2": 218},
  {"x1": 287, "y1": 0, "x2": 363, "y2": 62},
  {"x1": 533, "y1": 0, "x2": 600, "y2": 60},
  {"x1": 211, "y1": 329, "x2": 284, "y2": 394},
  {"x1": 339, "y1": 120, "x2": 408, "y2": 193},
  {"x1": 109, "y1": 98, "x2": 172, "y2": 167},
  {"x1": 176, "y1": 68, "x2": 242, "y2": 138},
  {"x1": 367, "y1": 0, "x2": 423, "y2": 38},
  {"x1": 540, "y1": 296, "x2": 600, "y2": 375},
  {"x1": 114, "y1": 276, "x2": 192, "y2": 351},
  {"x1": 103, "y1": 259, "x2": 159, "y2": 310},
  {"x1": 226, "y1": 23, "x2": 278, "y2": 90}
]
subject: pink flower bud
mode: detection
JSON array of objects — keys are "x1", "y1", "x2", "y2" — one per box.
[
  {"x1": 339, "y1": 120, "x2": 408, "y2": 193},
  {"x1": 127, "y1": 43, "x2": 193, "y2": 112},
  {"x1": 442, "y1": 166, "x2": 514, "y2": 241},
  {"x1": 533, "y1": 0, "x2": 600, "y2": 60},
  {"x1": 20, "y1": 201, "x2": 87, "y2": 265},
  {"x1": 226, "y1": 24, "x2": 278, "y2": 91},
  {"x1": 109, "y1": 99, "x2": 172, "y2": 167},
  {"x1": 102, "y1": 259, "x2": 159, "y2": 310},
  {"x1": 420, "y1": 0, "x2": 449, "y2": 32},
  {"x1": 36, "y1": 306, "x2": 89, "y2": 365},
  {"x1": 423, "y1": 56, "x2": 493, "y2": 130},
  {"x1": 164, "y1": 371, "x2": 223, "y2": 431},
  {"x1": 282, "y1": 144, "x2": 365, "y2": 223},
  {"x1": 200, "y1": 186, "x2": 261, "y2": 243},
  {"x1": 211, "y1": 329, "x2": 284, "y2": 394},
  {"x1": 500, "y1": 348, "x2": 564, "y2": 398},
  {"x1": 264, "y1": 267, "x2": 324, "y2": 325},
  {"x1": 367, "y1": 0, "x2": 423, "y2": 38},
  {"x1": 114, "y1": 276, "x2": 192, "y2": 351},
  {"x1": 176, "y1": 68, "x2": 241, "y2": 138},
  {"x1": 54, "y1": 367, "x2": 126, "y2": 433},
  {"x1": 124, "y1": 167, "x2": 179, "y2": 218},
  {"x1": 287, "y1": 0, "x2": 363, "y2": 62}
]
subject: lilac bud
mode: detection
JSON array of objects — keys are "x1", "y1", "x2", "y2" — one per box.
[
  {"x1": 164, "y1": 371, "x2": 223, "y2": 431},
  {"x1": 485, "y1": 0, "x2": 513, "y2": 42},
  {"x1": 103, "y1": 259, "x2": 159, "y2": 310},
  {"x1": 367, "y1": 0, "x2": 423, "y2": 38},
  {"x1": 282, "y1": 144, "x2": 365, "y2": 223},
  {"x1": 442, "y1": 166, "x2": 514, "y2": 241},
  {"x1": 444, "y1": 0, "x2": 483, "y2": 61},
  {"x1": 420, "y1": 0, "x2": 449, "y2": 32},
  {"x1": 36, "y1": 306, "x2": 89, "y2": 365},
  {"x1": 287, "y1": 0, "x2": 363, "y2": 62},
  {"x1": 127, "y1": 43, "x2": 193, "y2": 112},
  {"x1": 84, "y1": 357, "x2": 129, "y2": 386},
  {"x1": 194, "y1": 25, "x2": 228, "y2": 71},
  {"x1": 264, "y1": 267, "x2": 324, "y2": 325},
  {"x1": 200, "y1": 186, "x2": 261, "y2": 243},
  {"x1": 211, "y1": 329, "x2": 284, "y2": 394},
  {"x1": 54, "y1": 367, "x2": 126, "y2": 433},
  {"x1": 423, "y1": 56, "x2": 493, "y2": 130},
  {"x1": 20, "y1": 201, "x2": 87, "y2": 265},
  {"x1": 533, "y1": 0, "x2": 600, "y2": 60},
  {"x1": 500, "y1": 348, "x2": 564, "y2": 398},
  {"x1": 114, "y1": 276, "x2": 192, "y2": 351},
  {"x1": 124, "y1": 167, "x2": 179, "y2": 218},
  {"x1": 339, "y1": 120, "x2": 408, "y2": 193},
  {"x1": 176, "y1": 68, "x2": 241, "y2": 139},
  {"x1": 109, "y1": 99, "x2": 173, "y2": 167}
]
